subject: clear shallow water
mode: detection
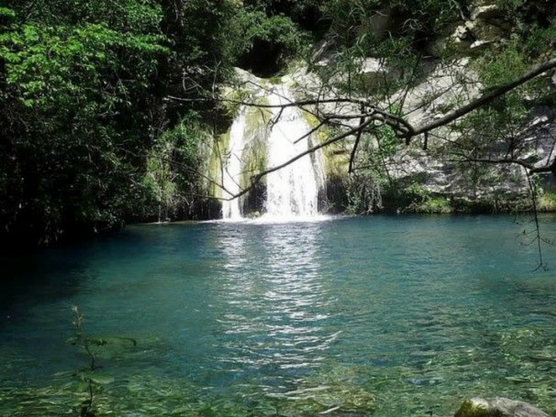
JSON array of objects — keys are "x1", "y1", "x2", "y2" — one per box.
[{"x1": 2, "y1": 215, "x2": 556, "y2": 416}]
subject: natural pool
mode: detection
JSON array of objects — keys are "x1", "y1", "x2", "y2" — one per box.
[{"x1": 1, "y1": 215, "x2": 556, "y2": 416}]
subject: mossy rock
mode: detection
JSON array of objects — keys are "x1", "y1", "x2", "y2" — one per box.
[
  {"x1": 455, "y1": 398, "x2": 551, "y2": 417},
  {"x1": 239, "y1": 104, "x2": 271, "y2": 190},
  {"x1": 456, "y1": 400, "x2": 505, "y2": 417},
  {"x1": 537, "y1": 190, "x2": 556, "y2": 212},
  {"x1": 208, "y1": 131, "x2": 230, "y2": 198}
]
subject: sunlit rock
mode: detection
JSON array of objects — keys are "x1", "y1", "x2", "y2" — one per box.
[
  {"x1": 469, "y1": 40, "x2": 494, "y2": 52},
  {"x1": 356, "y1": 58, "x2": 401, "y2": 89},
  {"x1": 471, "y1": 4, "x2": 503, "y2": 21}
]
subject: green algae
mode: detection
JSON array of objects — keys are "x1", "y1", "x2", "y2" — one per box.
[
  {"x1": 455, "y1": 401, "x2": 505, "y2": 417},
  {"x1": 208, "y1": 131, "x2": 230, "y2": 199},
  {"x1": 0, "y1": 369, "x2": 377, "y2": 417},
  {"x1": 300, "y1": 110, "x2": 349, "y2": 183},
  {"x1": 239, "y1": 103, "x2": 272, "y2": 190}
]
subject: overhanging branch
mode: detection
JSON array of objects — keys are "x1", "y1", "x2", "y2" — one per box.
[
  {"x1": 167, "y1": 57, "x2": 556, "y2": 200},
  {"x1": 411, "y1": 57, "x2": 556, "y2": 137}
]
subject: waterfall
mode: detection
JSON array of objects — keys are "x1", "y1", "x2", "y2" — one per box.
[
  {"x1": 221, "y1": 108, "x2": 247, "y2": 220},
  {"x1": 221, "y1": 83, "x2": 325, "y2": 220},
  {"x1": 264, "y1": 86, "x2": 324, "y2": 219}
]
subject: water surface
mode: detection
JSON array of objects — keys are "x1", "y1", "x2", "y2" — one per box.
[{"x1": 2, "y1": 215, "x2": 556, "y2": 416}]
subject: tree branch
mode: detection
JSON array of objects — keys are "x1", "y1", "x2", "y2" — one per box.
[
  {"x1": 453, "y1": 154, "x2": 556, "y2": 176},
  {"x1": 231, "y1": 119, "x2": 375, "y2": 200},
  {"x1": 166, "y1": 57, "x2": 556, "y2": 202},
  {"x1": 411, "y1": 57, "x2": 556, "y2": 137},
  {"x1": 349, "y1": 106, "x2": 367, "y2": 173}
]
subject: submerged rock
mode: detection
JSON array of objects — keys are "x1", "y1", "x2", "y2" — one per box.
[{"x1": 455, "y1": 398, "x2": 551, "y2": 417}]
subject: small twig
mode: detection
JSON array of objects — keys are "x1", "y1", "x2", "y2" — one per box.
[
  {"x1": 349, "y1": 104, "x2": 367, "y2": 173},
  {"x1": 526, "y1": 172, "x2": 547, "y2": 270},
  {"x1": 320, "y1": 405, "x2": 341, "y2": 415}
]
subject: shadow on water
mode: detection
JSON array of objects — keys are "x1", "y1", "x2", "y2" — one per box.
[
  {"x1": 0, "y1": 248, "x2": 92, "y2": 324},
  {"x1": 0, "y1": 224, "x2": 181, "y2": 310}
]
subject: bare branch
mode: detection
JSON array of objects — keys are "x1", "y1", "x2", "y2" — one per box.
[
  {"x1": 411, "y1": 57, "x2": 556, "y2": 137},
  {"x1": 166, "y1": 57, "x2": 556, "y2": 204},
  {"x1": 294, "y1": 117, "x2": 330, "y2": 144},
  {"x1": 231, "y1": 119, "x2": 376, "y2": 200},
  {"x1": 457, "y1": 156, "x2": 535, "y2": 171},
  {"x1": 349, "y1": 105, "x2": 367, "y2": 173}
]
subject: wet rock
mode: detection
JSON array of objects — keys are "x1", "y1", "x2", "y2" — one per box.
[{"x1": 455, "y1": 398, "x2": 552, "y2": 417}]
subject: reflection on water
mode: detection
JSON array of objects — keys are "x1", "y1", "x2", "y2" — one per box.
[
  {"x1": 2, "y1": 216, "x2": 556, "y2": 416},
  {"x1": 217, "y1": 223, "x2": 339, "y2": 382}
]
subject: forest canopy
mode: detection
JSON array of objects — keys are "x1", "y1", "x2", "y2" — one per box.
[{"x1": 1, "y1": 0, "x2": 555, "y2": 244}]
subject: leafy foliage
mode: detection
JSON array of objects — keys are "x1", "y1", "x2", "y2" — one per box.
[
  {"x1": 0, "y1": 2, "x2": 172, "y2": 242},
  {"x1": 0, "y1": 0, "x2": 241, "y2": 243},
  {"x1": 1, "y1": 0, "x2": 556, "y2": 242}
]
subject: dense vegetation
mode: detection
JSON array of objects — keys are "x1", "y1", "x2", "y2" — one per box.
[{"x1": 1, "y1": 0, "x2": 555, "y2": 244}]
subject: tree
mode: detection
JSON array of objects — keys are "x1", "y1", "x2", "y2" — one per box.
[{"x1": 0, "y1": 0, "x2": 247, "y2": 243}]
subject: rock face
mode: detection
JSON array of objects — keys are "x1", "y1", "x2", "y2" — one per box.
[
  {"x1": 282, "y1": 57, "x2": 556, "y2": 211},
  {"x1": 455, "y1": 398, "x2": 552, "y2": 417},
  {"x1": 430, "y1": 0, "x2": 510, "y2": 57}
]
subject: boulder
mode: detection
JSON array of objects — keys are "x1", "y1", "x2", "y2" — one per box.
[
  {"x1": 466, "y1": 20, "x2": 506, "y2": 42},
  {"x1": 360, "y1": 9, "x2": 392, "y2": 39},
  {"x1": 357, "y1": 58, "x2": 392, "y2": 87},
  {"x1": 455, "y1": 398, "x2": 552, "y2": 417}
]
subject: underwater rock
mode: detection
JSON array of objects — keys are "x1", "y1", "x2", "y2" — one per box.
[{"x1": 455, "y1": 398, "x2": 551, "y2": 417}]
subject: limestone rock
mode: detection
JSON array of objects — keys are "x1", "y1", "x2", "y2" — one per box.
[
  {"x1": 466, "y1": 20, "x2": 506, "y2": 42},
  {"x1": 470, "y1": 0, "x2": 497, "y2": 5},
  {"x1": 470, "y1": 40, "x2": 494, "y2": 52},
  {"x1": 471, "y1": 4, "x2": 502, "y2": 21},
  {"x1": 357, "y1": 58, "x2": 399, "y2": 88},
  {"x1": 429, "y1": 22, "x2": 473, "y2": 56},
  {"x1": 455, "y1": 398, "x2": 552, "y2": 417},
  {"x1": 312, "y1": 39, "x2": 337, "y2": 66}
]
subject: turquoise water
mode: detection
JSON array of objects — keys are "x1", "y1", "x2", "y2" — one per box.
[{"x1": 2, "y1": 215, "x2": 556, "y2": 416}]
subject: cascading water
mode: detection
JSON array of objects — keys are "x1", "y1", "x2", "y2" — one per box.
[
  {"x1": 221, "y1": 108, "x2": 247, "y2": 220},
  {"x1": 221, "y1": 82, "x2": 325, "y2": 220},
  {"x1": 264, "y1": 85, "x2": 324, "y2": 219}
]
